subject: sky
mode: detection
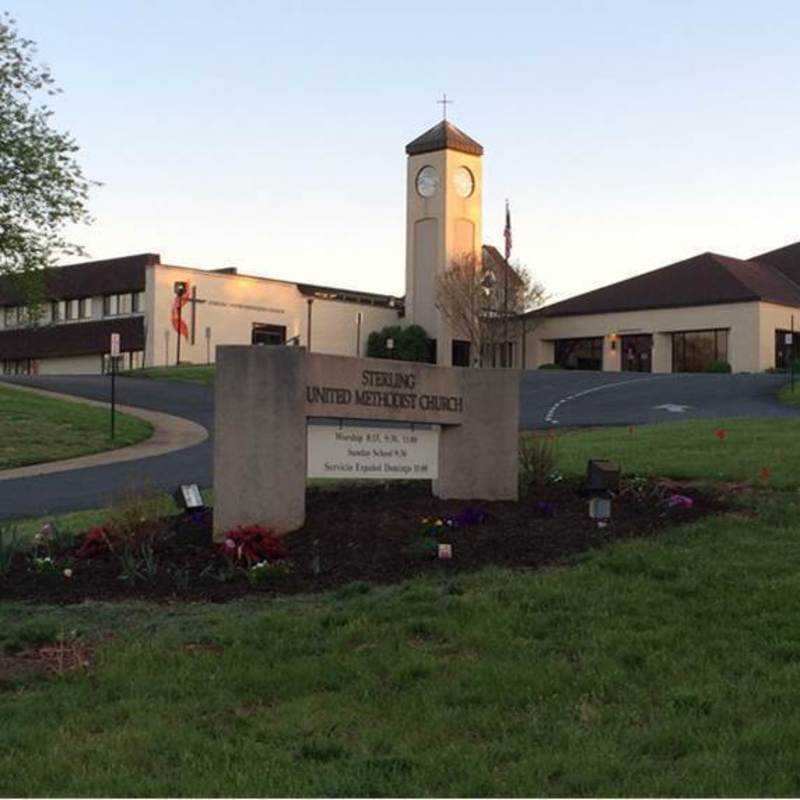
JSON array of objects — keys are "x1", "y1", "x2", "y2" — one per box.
[{"x1": 9, "y1": 0, "x2": 800, "y2": 303}]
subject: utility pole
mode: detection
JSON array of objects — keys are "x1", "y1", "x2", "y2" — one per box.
[{"x1": 307, "y1": 298, "x2": 314, "y2": 351}]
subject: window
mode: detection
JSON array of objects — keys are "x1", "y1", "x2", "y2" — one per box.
[
  {"x1": 103, "y1": 294, "x2": 118, "y2": 316},
  {"x1": 251, "y1": 323, "x2": 286, "y2": 346},
  {"x1": 452, "y1": 339, "x2": 471, "y2": 367},
  {"x1": 554, "y1": 337, "x2": 604, "y2": 370},
  {"x1": 79, "y1": 298, "x2": 91, "y2": 319},
  {"x1": 65, "y1": 299, "x2": 79, "y2": 321},
  {"x1": 118, "y1": 293, "x2": 132, "y2": 315},
  {"x1": 2, "y1": 358, "x2": 32, "y2": 375},
  {"x1": 2, "y1": 307, "x2": 15, "y2": 328},
  {"x1": 671, "y1": 329, "x2": 728, "y2": 373},
  {"x1": 132, "y1": 291, "x2": 145, "y2": 313}
]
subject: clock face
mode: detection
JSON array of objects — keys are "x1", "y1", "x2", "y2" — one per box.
[
  {"x1": 453, "y1": 166, "x2": 474, "y2": 198},
  {"x1": 416, "y1": 165, "x2": 440, "y2": 198}
]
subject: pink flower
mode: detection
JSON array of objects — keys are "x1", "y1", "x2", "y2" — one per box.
[{"x1": 223, "y1": 538, "x2": 236, "y2": 551}]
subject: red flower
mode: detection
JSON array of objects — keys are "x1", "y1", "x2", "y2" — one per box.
[
  {"x1": 759, "y1": 467, "x2": 771, "y2": 482},
  {"x1": 628, "y1": 426, "x2": 636, "y2": 435},
  {"x1": 219, "y1": 525, "x2": 284, "y2": 566},
  {"x1": 714, "y1": 428, "x2": 728, "y2": 442},
  {"x1": 76, "y1": 525, "x2": 116, "y2": 558}
]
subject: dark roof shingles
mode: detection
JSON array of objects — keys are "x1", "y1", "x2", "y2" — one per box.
[
  {"x1": 538, "y1": 250, "x2": 800, "y2": 318},
  {"x1": 405, "y1": 120, "x2": 484, "y2": 156},
  {"x1": 0, "y1": 253, "x2": 158, "y2": 306},
  {"x1": 0, "y1": 316, "x2": 144, "y2": 360}
]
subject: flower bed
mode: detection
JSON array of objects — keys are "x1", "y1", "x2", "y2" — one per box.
[{"x1": 0, "y1": 480, "x2": 722, "y2": 604}]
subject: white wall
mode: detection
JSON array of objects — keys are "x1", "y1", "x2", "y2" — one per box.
[
  {"x1": 145, "y1": 264, "x2": 402, "y2": 367},
  {"x1": 523, "y1": 301, "x2": 764, "y2": 373}
]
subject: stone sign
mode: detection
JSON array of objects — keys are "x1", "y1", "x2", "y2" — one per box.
[
  {"x1": 213, "y1": 346, "x2": 520, "y2": 538},
  {"x1": 305, "y1": 354, "x2": 464, "y2": 424},
  {"x1": 307, "y1": 424, "x2": 439, "y2": 480}
]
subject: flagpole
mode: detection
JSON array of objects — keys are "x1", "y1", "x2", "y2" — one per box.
[{"x1": 504, "y1": 200, "x2": 510, "y2": 367}]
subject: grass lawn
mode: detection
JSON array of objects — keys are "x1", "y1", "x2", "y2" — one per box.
[
  {"x1": 0, "y1": 385, "x2": 153, "y2": 471},
  {"x1": 4, "y1": 419, "x2": 800, "y2": 795},
  {"x1": 120, "y1": 364, "x2": 215, "y2": 385},
  {"x1": 545, "y1": 417, "x2": 800, "y2": 487},
  {"x1": 778, "y1": 381, "x2": 800, "y2": 408}
]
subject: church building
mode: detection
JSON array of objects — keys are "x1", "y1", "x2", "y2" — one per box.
[{"x1": 2, "y1": 115, "x2": 800, "y2": 376}]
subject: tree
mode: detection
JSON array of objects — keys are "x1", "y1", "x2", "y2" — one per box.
[
  {"x1": 366, "y1": 324, "x2": 432, "y2": 362},
  {"x1": 435, "y1": 251, "x2": 547, "y2": 367},
  {"x1": 0, "y1": 14, "x2": 93, "y2": 295}
]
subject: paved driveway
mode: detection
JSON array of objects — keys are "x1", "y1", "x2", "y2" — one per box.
[
  {"x1": 520, "y1": 371, "x2": 797, "y2": 428},
  {"x1": 0, "y1": 370, "x2": 795, "y2": 520},
  {"x1": 0, "y1": 375, "x2": 213, "y2": 521}
]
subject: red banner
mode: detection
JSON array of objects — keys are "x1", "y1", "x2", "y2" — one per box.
[{"x1": 171, "y1": 284, "x2": 190, "y2": 339}]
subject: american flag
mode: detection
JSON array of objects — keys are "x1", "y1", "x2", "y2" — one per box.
[{"x1": 504, "y1": 200, "x2": 512, "y2": 261}]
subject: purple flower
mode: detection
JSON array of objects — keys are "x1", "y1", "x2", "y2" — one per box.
[
  {"x1": 535, "y1": 501, "x2": 557, "y2": 517},
  {"x1": 665, "y1": 494, "x2": 694, "y2": 509}
]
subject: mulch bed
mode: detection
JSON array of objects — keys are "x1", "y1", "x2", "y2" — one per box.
[{"x1": 1, "y1": 481, "x2": 724, "y2": 604}]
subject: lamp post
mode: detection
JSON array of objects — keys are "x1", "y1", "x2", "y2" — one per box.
[
  {"x1": 356, "y1": 311, "x2": 363, "y2": 356},
  {"x1": 306, "y1": 298, "x2": 314, "y2": 351}
]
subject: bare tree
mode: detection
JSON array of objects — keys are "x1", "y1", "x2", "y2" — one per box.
[{"x1": 436, "y1": 251, "x2": 547, "y2": 367}]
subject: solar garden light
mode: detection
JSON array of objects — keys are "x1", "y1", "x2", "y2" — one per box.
[
  {"x1": 585, "y1": 459, "x2": 620, "y2": 527},
  {"x1": 174, "y1": 484, "x2": 204, "y2": 512}
]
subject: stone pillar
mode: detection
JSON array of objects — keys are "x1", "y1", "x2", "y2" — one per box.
[
  {"x1": 434, "y1": 368, "x2": 520, "y2": 501},
  {"x1": 213, "y1": 346, "x2": 307, "y2": 540}
]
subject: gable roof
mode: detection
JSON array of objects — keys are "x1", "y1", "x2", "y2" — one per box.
[
  {"x1": 535, "y1": 248, "x2": 800, "y2": 319},
  {"x1": 0, "y1": 253, "x2": 158, "y2": 307},
  {"x1": 405, "y1": 120, "x2": 484, "y2": 157},
  {"x1": 750, "y1": 241, "x2": 800, "y2": 286}
]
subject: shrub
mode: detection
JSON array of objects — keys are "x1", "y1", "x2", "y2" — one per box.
[
  {"x1": 707, "y1": 360, "x2": 732, "y2": 373},
  {"x1": 366, "y1": 324, "x2": 432, "y2": 362},
  {"x1": 0, "y1": 523, "x2": 23, "y2": 576},
  {"x1": 538, "y1": 363, "x2": 563, "y2": 370},
  {"x1": 519, "y1": 433, "x2": 559, "y2": 493},
  {"x1": 105, "y1": 484, "x2": 170, "y2": 543},
  {"x1": 220, "y1": 525, "x2": 285, "y2": 567}
]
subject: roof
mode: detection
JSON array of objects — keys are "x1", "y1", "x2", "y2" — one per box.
[
  {"x1": 482, "y1": 245, "x2": 523, "y2": 288},
  {"x1": 750, "y1": 241, "x2": 800, "y2": 286},
  {"x1": 0, "y1": 316, "x2": 144, "y2": 360},
  {"x1": 405, "y1": 120, "x2": 484, "y2": 157},
  {"x1": 0, "y1": 253, "x2": 158, "y2": 307},
  {"x1": 296, "y1": 281, "x2": 403, "y2": 309},
  {"x1": 534, "y1": 248, "x2": 800, "y2": 319}
]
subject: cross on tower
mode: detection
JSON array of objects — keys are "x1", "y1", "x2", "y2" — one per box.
[{"x1": 437, "y1": 92, "x2": 453, "y2": 120}]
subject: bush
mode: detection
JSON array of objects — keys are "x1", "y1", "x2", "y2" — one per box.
[
  {"x1": 538, "y1": 363, "x2": 563, "y2": 370},
  {"x1": 0, "y1": 523, "x2": 23, "y2": 576},
  {"x1": 367, "y1": 324, "x2": 432, "y2": 362},
  {"x1": 519, "y1": 433, "x2": 558, "y2": 493},
  {"x1": 707, "y1": 360, "x2": 732, "y2": 373}
]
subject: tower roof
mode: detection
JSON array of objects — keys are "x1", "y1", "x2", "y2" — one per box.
[{"x1": 405, "y1": 120, "x2": 484, "y2": 157}]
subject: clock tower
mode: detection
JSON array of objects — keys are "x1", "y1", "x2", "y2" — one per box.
[{"x1": 404, "y1": 119, "x2": 484, "y2": 366}]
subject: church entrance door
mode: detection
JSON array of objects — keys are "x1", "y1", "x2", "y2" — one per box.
[{"x1": 621, "y1": 334, "x2": 653, "y2": 372}]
